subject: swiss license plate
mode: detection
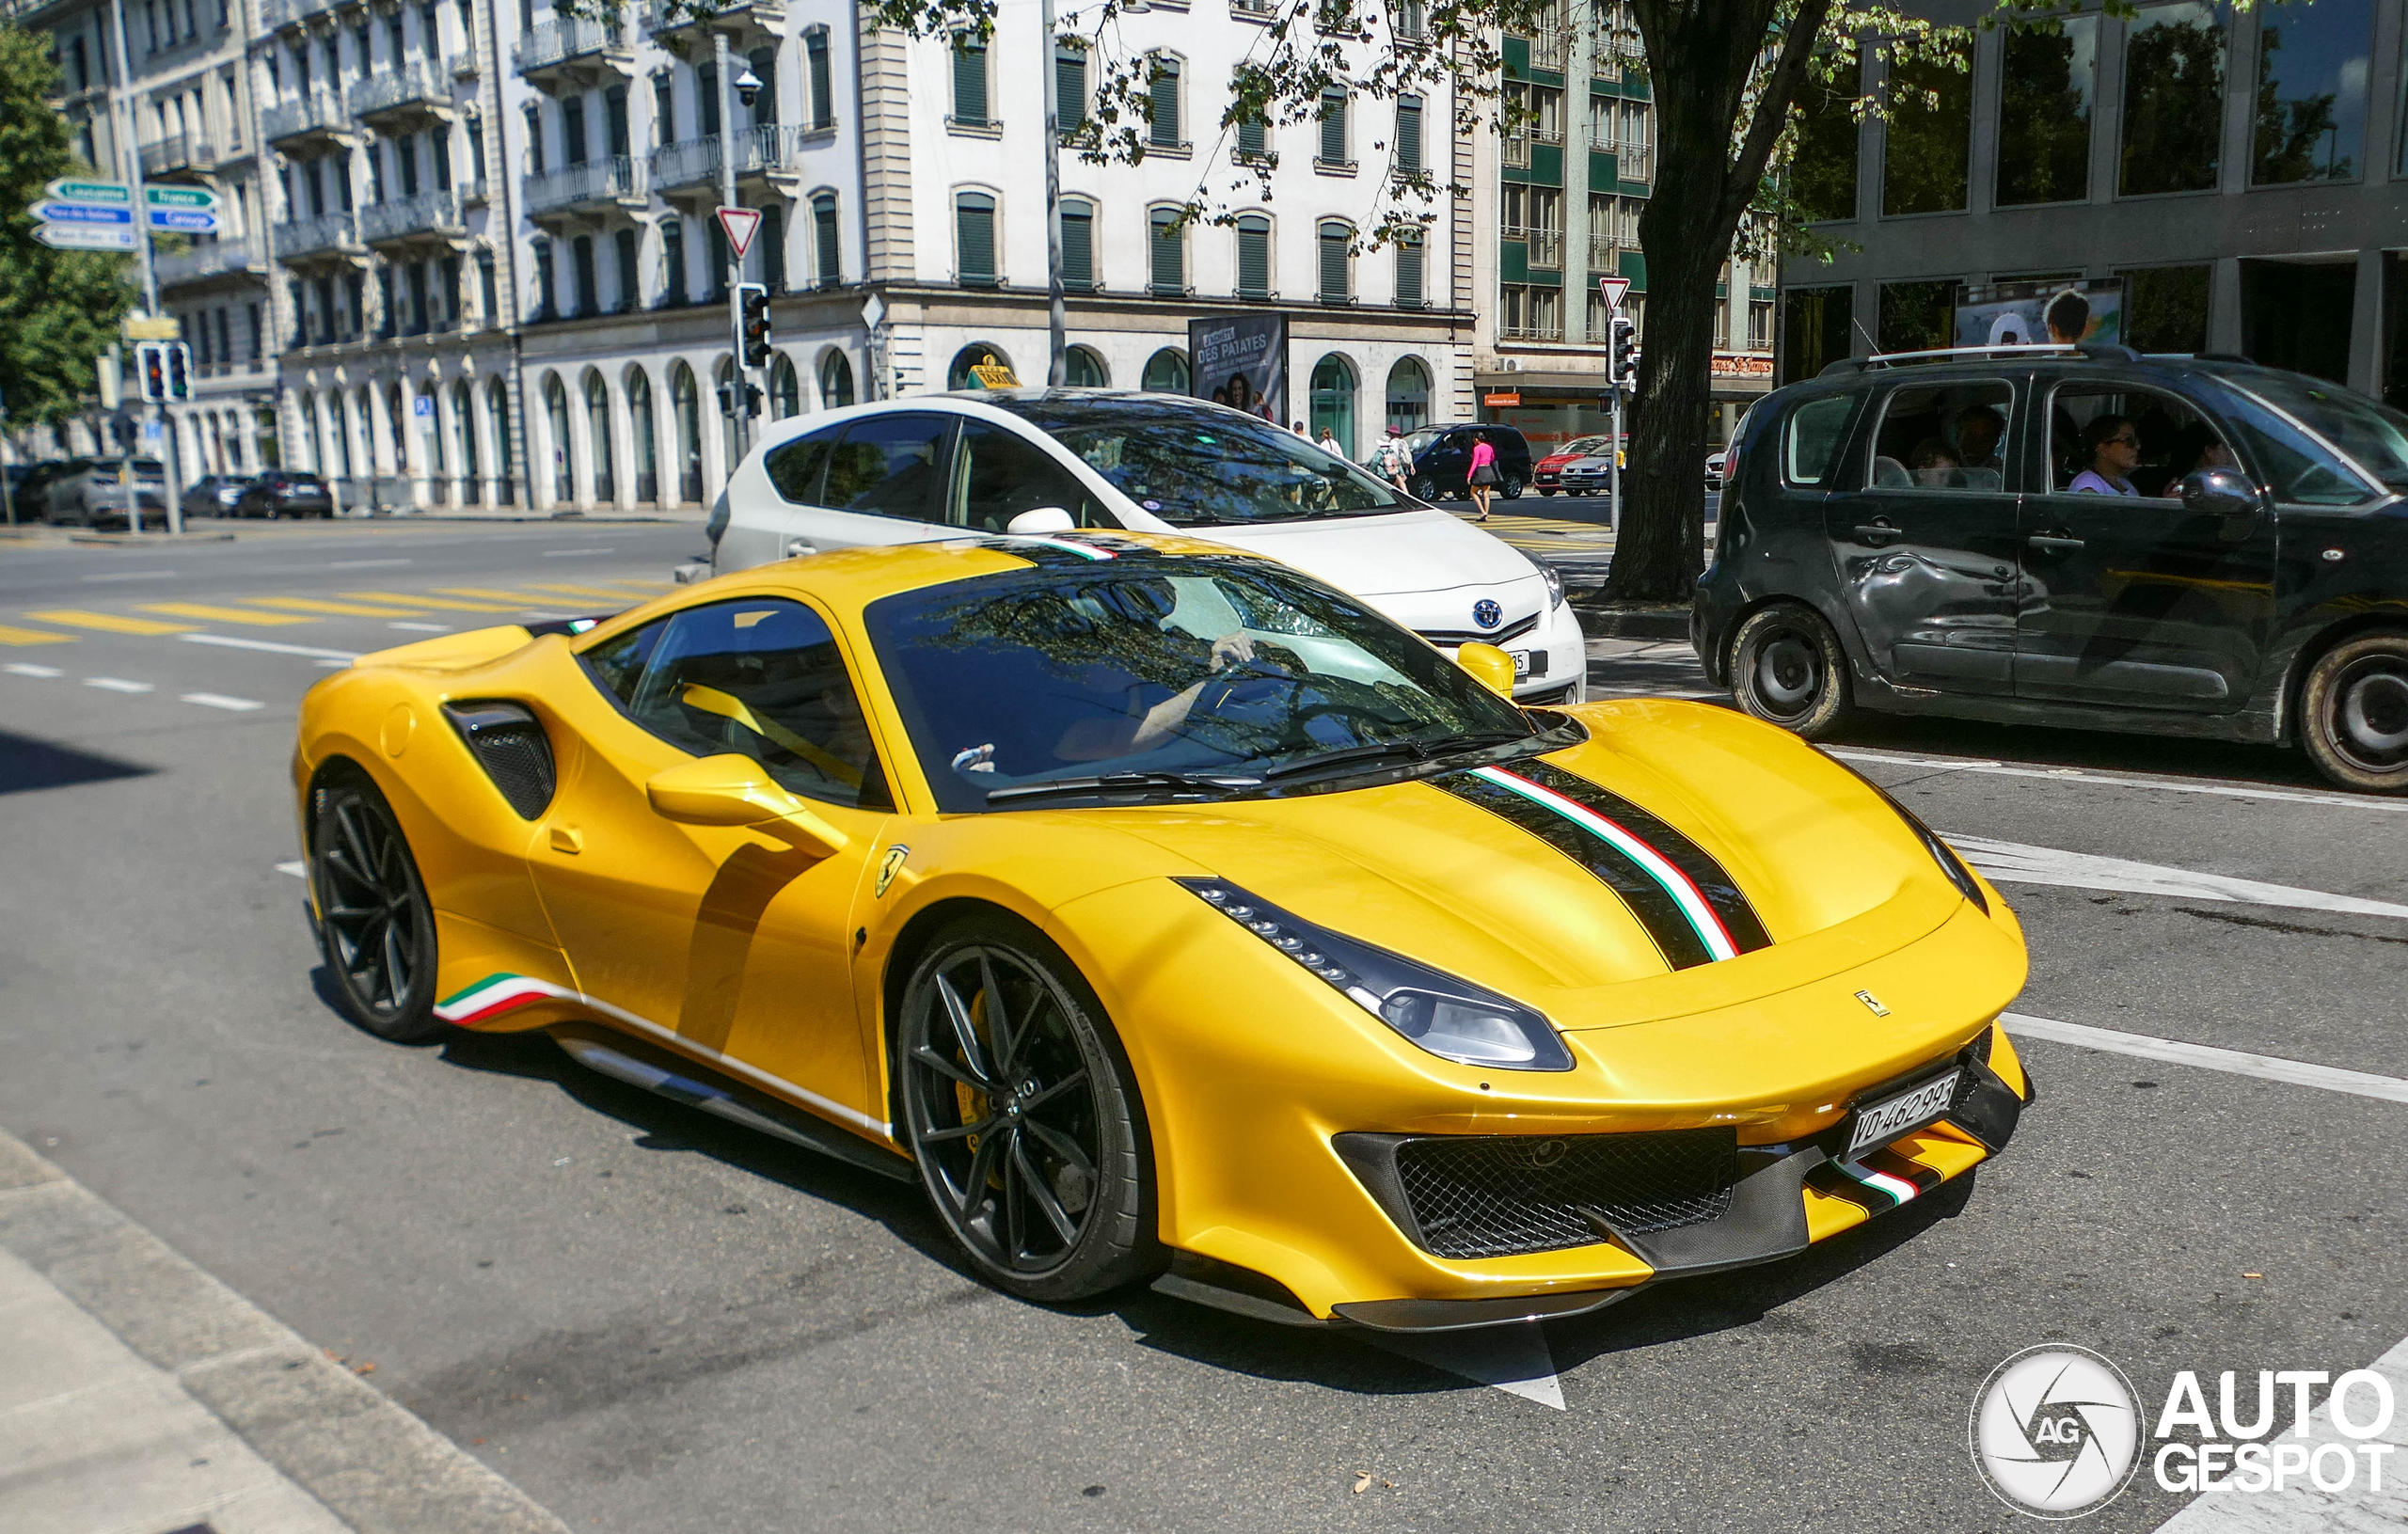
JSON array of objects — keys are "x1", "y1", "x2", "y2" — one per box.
[
  {"x1": 1511, "y1": 650, "x2": 1531, "y2": 679},
  {"x1": 1846, "y1": 1070, "x2": 1959, "y2": 1157}
]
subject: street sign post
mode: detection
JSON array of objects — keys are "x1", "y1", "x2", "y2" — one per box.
[
  {"x1": 34, "y1": 200, "x2": 134, "y2": 225},
  {"x1": 145, "y1": 184, "x2": 218, "y2": 211},
  {"x1": 716, "y1": 206, "x2": 762, "y2": 260},
  {"x1": 1597, "y1": 275, "x2": 1631, "y2": 311},
  {"x1": 46, "y1": 178, "x2": 130, "y2": 204},
  {"x1": 145, "y1": 207, "x2": 219, "y2": 233},
  {"x1": 33, "y1": 223, "x2": 138, "y2": 251}
]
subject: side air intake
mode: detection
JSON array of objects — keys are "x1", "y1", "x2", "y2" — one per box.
[{"x1": 443, "y1": 701, "x2": 556, "y2": 819}]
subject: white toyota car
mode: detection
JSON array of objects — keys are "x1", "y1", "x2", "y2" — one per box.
[{"x1": 707, "y1": 390, "x2": 1588, "y2": 704}]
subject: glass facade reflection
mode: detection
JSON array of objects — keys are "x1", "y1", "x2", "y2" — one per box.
[
  {"x1": 2251, "y1": 0, "x2": 2372, "y2": 184},
  {"x1": 2120, "y1": 2, "x2": 2226, "y2": 196},
  {"x1": 1997, "y1": 17, "x2": 2095, "y2": 206},
  {"x1": 1883, "y1": 44, "x2": 1972, "y2": 215}
]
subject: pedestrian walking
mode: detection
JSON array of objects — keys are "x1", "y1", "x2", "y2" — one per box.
[
  {"x1": 1370, "y1": 426, "x2": 1411, "y2": 493},
  {"x1": 1466, "y1": 433, "x2": 1498, "y2": 521},
  {"x1": 1317, "y1": 425, "x2": 1342, "y2": 457}
]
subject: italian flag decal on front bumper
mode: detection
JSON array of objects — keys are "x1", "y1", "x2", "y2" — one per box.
[{"x1": 435, "y1": 973, "x2": 573, "y2": 1026}]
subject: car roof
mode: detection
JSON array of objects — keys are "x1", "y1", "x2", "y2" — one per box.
[{"x1": 1786, "y1": 346, "x2": 2321, "y2": 403}]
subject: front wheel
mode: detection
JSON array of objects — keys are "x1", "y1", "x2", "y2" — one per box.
[
  {"x1": 309, "y1": 776, "x2": 443, "y2": 1042},
  {"x1": 896, "y1": 914, "x2": 1158, "y2": 1304},
  {"x1": 1499, "y1": 477, "x2": 1526, "y2": 500},
  {"x1": 1409, "y1": 474, "x2": 1439, "y2": 503},
  {"x1": 1730, "y1": 602, "x2": 1853, "y2": 738},
  {"x1": 2300, "y1": 632, "x2": 2408, "y2": 793}
]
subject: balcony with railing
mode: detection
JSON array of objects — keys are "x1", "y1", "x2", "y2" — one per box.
[
  {"x1": 155, "y1": 238, "x2": 267, "y2": 288},
  {"x1": 261, "y1": 90, "x2": 356, "y2": 149},
  {"x1": 525, "y1": 156, "x2": 645, "y2": 217},
  {"x1": 1392, "y1": 0, "x2": 1426, "y2": 40},
  {"x1": 273, "y1": 211, "x2": 362, "y2": 262},
  {"x1": 1610, "y1": 142, "x2": 1653, "y2": 182},
  {"x1": 348, "y1": 61, "x2": 456, "y2": 125},
  {"x1": 653, "y1": 123, "x2": 809, "y2": 197},
  {"x1": 515, "y1": 13, "x2": 631, "y2": 89},
  {"x1": 1587, "y1": 233, "x2": 1622, "y2": 271},
  {"x1": 1515, "y1": 24, "x2": 1566, "y2": 71},
  {"x1": 1497, "y1": 319, "x2": 1566, "y2": 342},
  {"x1": 646, "y1": 0, "x2": 786, "y2": 51},
  {"x1": 1229, "y1": 0, "x2": 1273, "y2": 16},
  {"x1": 446, "y1": 49, "x2": 479, "y2": 79},
  {"x1": 359, "y1": 188, "x2": 466, "y2": 247},
  {"x1": 139, "y1": 133, "x2": 216, "y2": 180},
  {"x1": 258, "y1": 0, "x2": 340, "y2": 29}
]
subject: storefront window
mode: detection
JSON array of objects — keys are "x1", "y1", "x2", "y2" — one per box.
[
  {"x1": 1997, "y1": 16, "x2": 2095, "y2": 206},
  {"x1": 2121, "y1": 3, "x2": 2226, "y2": 196}
]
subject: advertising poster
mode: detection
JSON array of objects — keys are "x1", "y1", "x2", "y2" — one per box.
[
  {"x1": 1954, "y1": 277, "x2": 2128, "y2": 349},
  {"x1": 1189, "y1": 313, "x2": 1287, "y2": 422}
]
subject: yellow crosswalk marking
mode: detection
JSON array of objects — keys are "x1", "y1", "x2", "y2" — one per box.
[
  {"x1": 523, "y1": 583, "x2": 642, "y2": 599},
  {"x1": 139, "y1": 602, "x2": 316, "y2": 626},
  {"x1": 341, "y1": 591, "x2": 526, "y2": 612},
  {"x1": 434, "y1": 587, "x2": 553, "y2": 602},
  {"x1": 0, "y1": 624, "x2": 75, "y2": 646},
  {"x1": 24, "y1": 609, "x2": 194, "y2": 636},
  {"x1": 246, "y1": 597, "x2": 423, "y2": 617}
]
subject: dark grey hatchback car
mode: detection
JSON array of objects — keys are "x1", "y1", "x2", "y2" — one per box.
[{"x1": 1692, "y1": 345, "x2": 2408, "y2": 792}]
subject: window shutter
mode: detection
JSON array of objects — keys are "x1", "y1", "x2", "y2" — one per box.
[
  {"x1": 1061, "y1": 203, "x2": 1093, "y2": 288},
  {"x1": 1319, "y1": 223, "x2": 1348, "y2": 301},
  {"x1": 952, "y1": 38, "x2": 987, "y2": 125},
  {"x1": 1149, "y1": 210, "x2": 1181, "y2": 292},
  {"x1": 1396, "y1": 100, "x2": 1421, "y2": 171},
  {"x1": 1236, "y1": 112, "x2": 1266, "y2": 158},
  {"x1": 760, "y1": 205, "x2": 784, "y2": 292},
  {"x1": 1237, "y1": 217, "x2": 1269, "y2": 297},
  {"x1": 807, "y1": 33, "x2": 833, "y2": 128},
  {"x1": 1056, "y1": 49, "x2": 1085, "y2": 130},
  {"x1": 1395, "y1": 238, "x2": 1423, "y2": 308},
  {"x1": 957, "y1": 195, "x2": 994, "y2": 282},
  {"x1": 1148, "y1": 59, "x2": 1179, "y2": 147},
  {"x1": 814, "y1": 196, "x2": 839, "y2": 284},
  {"x1": 1319, "y1": 91, "x2": 1346, "y2": 164}
]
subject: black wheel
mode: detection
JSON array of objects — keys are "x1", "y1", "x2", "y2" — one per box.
[
  {"x1": 895, "y1": 914, "x2": 1157, "y2": 1303},
  {"x1": 1730, "y1": 602, "x2": 1853, "y2": 737},
  {"x1": 1409, "y1": 473, "x2": 1439, "y2": 502},
  {"x1": 1537, "y1": 487, "x2": 1556, "y2": 498},
  {"x1": 1500, "y1": 476, "x2": 1526, "y2": 499},
  {"x1": 2300, "y1": 632, "x2": 2408, "y2": 793},
  {"x1": 309, "y1": 776, "x2": 443, "y2": 1042}
]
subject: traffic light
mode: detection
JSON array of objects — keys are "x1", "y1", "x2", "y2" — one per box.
[
  {"x1": 164, "y1": 342, "x2": 191, "y2": 401},
  {"x1": 717, "y1": 381, "x2": 765, "y2": 419},
  {"x1": 1608, "y1": 316, "x2": 1639, "y2": 388},
  {"x1": 737, "y1": 283, "x2": 771, "y2": 368},
  {"x1": 135, "y1": 341, "x2": 168, "y2": 403}
]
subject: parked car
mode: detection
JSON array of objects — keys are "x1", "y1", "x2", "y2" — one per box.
[
  {"x1": 42, "y1": 457, "x2": 168, "y2": 528},
  {"x1": 1692, "y1": 344, "x2": 2408, "y2": 792},
  {"x1": 709, "y1": 391, "x2": 1589, "y2": 705},
  {"x1": 234, "y1": 469, "x2": 334, "y2": 518},
  {"x1": 1559, "y1": 442, "x2": 1626, "y2": 497},
  {"x1": 182, "y1": 473, "x2": 251, "y2": 517},
  {"x1": 1706, "y1": 449, "x2": 1729, "y2": 486},
  {"x1": 1400, "y1": 423, "x2": 1534, "y2": 502},
  {"x1": 1533, "y1": 435, "x2": 1610, "y2": 496}
]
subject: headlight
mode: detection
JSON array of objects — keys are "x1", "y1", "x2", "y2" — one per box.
[
  {"x1": 1177, "y1": 878, "x2": 1575, "y2": 1071},
  {"x1": 1538, "y1": 561, "x2": 1564, "y2": 609}
]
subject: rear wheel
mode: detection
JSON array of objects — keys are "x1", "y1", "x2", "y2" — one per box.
[
  {"x1": 2300, "y1": 632, "x2": 2408, "y2": 793},
  {"x1": 309, "y1": 776, "x2": 443, "y2": 1042},
  {"x1": 895, "y1": 914, "x2": 1157, "y2": 1303},
  {"x1": 1500, "y1": 476, "x2": 1526, "y2": 499},
  {"x1": 1409, "y1": 473, "x2": 1439, "y2": 502},
  {"x1": 1730, "y1": 602, "x2": 1853, "y2": 738}
]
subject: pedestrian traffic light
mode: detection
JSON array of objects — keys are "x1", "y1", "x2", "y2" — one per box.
[
  {"x1": 1608, "y1": 316, "x2": 1638, "y2": 388},
  {"x1": 164, "y1": 342, "x2": 192, "y2": 401},
  {"x1": 135, "y1": 341, "x2": 168, "y2": 403},
  {"x1": 737, "y1": 283, "x2": 772, "y2": 368}
]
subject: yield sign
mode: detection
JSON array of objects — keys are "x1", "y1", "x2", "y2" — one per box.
[
  {"x1": 1597, "y1": 275, "x2": 1631, "y2": 310},
  {"x1": 717, "y1": 206, "x2": 763, "y2": 260}
]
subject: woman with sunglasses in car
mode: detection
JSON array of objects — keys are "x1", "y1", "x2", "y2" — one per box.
[{"x1": 2070, "y1": 416, "x2": 2141, "y2": 496}]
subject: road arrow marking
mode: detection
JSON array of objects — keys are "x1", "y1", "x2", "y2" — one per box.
[{"x1": 1947, "y1": 835, "x2": 2408, "y2": 922}]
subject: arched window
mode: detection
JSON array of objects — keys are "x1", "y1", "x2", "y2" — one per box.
[
  {"x1": 628, "y1": 368, "x2": 657, "y2": 502},
  {"x1": 1147, "y1": 206, "x2": 1184, "y2": 294},
  {"x1": 423, "y1": 387, "x2": 447, "y2": 479},
  {"x1": 485, "y1": 376, "x2": 514, "y2": 500},
  {"x1": 770, "y1": 353, "x2": 800, "y2": 419},
  {"x1": 811, "y1": 192, "x2": 840, "y2": 286},
  {"x1": 1385, "y1": 356, "x2": 1432, "y2": 435},
  {"x1": 1309, "y1": 353, "x2": 1356, "y2": 460},
  {"x1": 1146, "y1": 54, "x2": 1181, "y2": 148},
  {"x1": 307, "y1": 394, "x2": 327, "y2": 476},
  {"x1": 819, "y1": 348, "x2": 855, "y2": 408},
  {"x1": 584, "y1": 371, "x2": 614, "y2": 502},
  {"x1": 715, "y1": 357, "x2": 737, "y2": 474},
  {"x1": 1317, "y1": 219, "x2": 1353, "y2": 303},
  {"x1": 955, "y1": 190, "x2": 997, "y2": 286},
  {"x1": 1236, "y1": 213, "x2": 1271, "y2": 300},
  {"x1": 543, "y1": 372, "x2": 572, "y2": 503},
  {"x1": 671, "y1": 362, "x2": 703, "y2": 502},
  {"x1": 353, "y1": 387, "x2": 373, "y2": 475},
  {"x1": 1060, "y1": 196, "x2": 1095, "y2": 291},
  {"x1": 385, "y1": 383, "x2": 408, "y2": 475},
  {"x1": 1141, "y1": 347, "x2": 1190, "y2": 393},
  {"x1": 1063, "y1": 345, "x2": 1108, "y2": 387},
  {"x1": 946, "y1": 341, "x2": 1013, "y2": 389},
  {"x1": 452, "y1": 381, "x2": 478, "y2": 502}
]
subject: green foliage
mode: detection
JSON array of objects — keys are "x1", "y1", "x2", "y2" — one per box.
[{"x1": 0, "y1": 24, "x2": 133, "y2": 429}]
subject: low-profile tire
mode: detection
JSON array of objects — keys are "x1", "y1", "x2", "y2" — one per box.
[
  {"x1": 2299, "y1": 631, "x2": 2408, "y2": 793},
  {"x1": 1730, "y1": 602, "x2": 1853, "y2": 738},
  {"x1": 309, "y1": 774, "x2": 444, "y2": 1042},
  {"x1": 895, "y1": 912, "x2": 1159, "y2": 1304},
  {"x1": 1409, "y1": 473, "x2": 1439, "y2": 502},
  {"x1": 1500, "y1": 476, "x2": 1526, "y2": 499}
]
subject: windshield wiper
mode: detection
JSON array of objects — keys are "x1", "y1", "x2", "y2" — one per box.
[
  {"x1": 985, "y1": 770, "x2": 1263, "y2": 805},
  {"x1": 1260, "y1": 729, "x2": 1540, "y2": 784}
]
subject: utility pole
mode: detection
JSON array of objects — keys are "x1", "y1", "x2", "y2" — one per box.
[
  {"x1": 104, "y1": 0, "x2": 183, "y2": 534},
  {"x1": 713, "y1": 30, "x2": 750, "y2": 468},
  {"x1": 1041, "y1": 0, "x2": 1065, "y2": 386}
]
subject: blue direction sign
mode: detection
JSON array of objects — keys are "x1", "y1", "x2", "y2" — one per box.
[
  {"x1": 35, "y1": 200, "x2": 135, "y2": 225},
  {"x1": 145, "y1": 207, "x2": 220, "y2": 233}
]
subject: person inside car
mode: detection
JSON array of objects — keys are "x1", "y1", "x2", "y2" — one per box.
[
  {"x1": 1908, "y1": 438, "x2": 1963, "y2": 488},
  {"x1": 1955, "y1": 404, "x2": 2006, "y2": 471},
  {"x1": 2070, "y1": 415, "x2": 2141, "y2": 496}
]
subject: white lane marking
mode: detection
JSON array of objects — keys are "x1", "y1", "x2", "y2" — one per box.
[
  {"x1": 1836, "y1": 749, "x2": 2405, "y2": 815},
  {"x1": 327, "y1": 558, "x2": 411, "y2": 569},
  {"x1": 182, "y1": 692, "x2": 263, "y2": 711},
  {"x1": 84, "y1": 676, "x2": 152, "y2": 693},
  {"x1": 388, "y1": 621, "x2": 452, "y2": 632},
  {"x1": 275, "y1": 861, "x2": 306, "y2": 878},
  {"x1": 1951, "y1": 835, "x2": 2408, "y2": 922},
  {"x1": 1364, "y1": 1322, "x2": 1564, "y2": 1409},
  {"x1": 542, "y1": 547, "x2": 613, "y2": 557},
  {"x1": 80, "y1": 570, "x2": 178, "y2": 582},
  {"x1": 2152, "y1": 1334, "x2": 2408, "y2": 1532},
  {"x1": 179, "y1": 632, "x2": 359, "y2": 661},
  {"x1": 2004, "y1": 1013, "x2": 2408, "y2": 1105},
  {"x1": 4, "y1": 663, "x2": 64, "y2": 678}
]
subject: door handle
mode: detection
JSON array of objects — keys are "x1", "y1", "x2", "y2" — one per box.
[
  {"x1": 783, "y1": 539, "x2": 816, "y2": 559},
  {"x1": 548, "y1": 825, "x2": 583, "y2": 854},
  {"x1": 1853, "y1": 518, "x2": 1900, "y2": 544},
  {"x1": 2027, "y1": 533, "x2": 2085, "y2": 554}
]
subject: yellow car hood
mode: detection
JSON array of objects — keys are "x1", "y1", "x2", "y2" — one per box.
[{"x1": 1097, "y1": 701, "x2": 1972, "y2": 1030}]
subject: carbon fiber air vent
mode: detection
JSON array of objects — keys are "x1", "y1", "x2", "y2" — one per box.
[{"x1": 443, "y1": 701, "x2": 556, "y2": 819}]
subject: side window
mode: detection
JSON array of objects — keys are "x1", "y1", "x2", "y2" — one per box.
[
  {"x1": 952, "y1": 420, "x2": 1114, "y2": 531},
  {"x1": 821, "y1": 413, "x2": 955, "y2": 523},
  {"x1": 1868, "y1": 380, "x2": 2012, "y2": 493},
  {"x1": 579, "y1": 616, "x2": 669, "y2": 706},
  {"x1": 2048, "y1": 385, "x2": 2235, "y2": 498},
  {"x1": 1782, "y1": 395, "x2": 1856, "y2": 486},
  {"x1": 622, "y1": 599, "x2": 892, "y2": 809},
  {"x1": 763, "y1": 425, "x2": 839, "y2": 504}
]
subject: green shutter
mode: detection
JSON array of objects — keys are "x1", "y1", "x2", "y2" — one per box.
[
  {"x1": 1149, "y1": 59, "x2": 1180, "y2": 147},
  {"x1": 814, "y1": 197, "x2": 839, "y2": 284},
  {"x1": 1057, "y1": 51, "x2": 1085, "y2": 130},
  {"x1": 1237, "y1": 112, "x2": 1266, "y2": 157},
  {"x1": 953, "y1": 38, "x2": 987, "y2": 125},
  {"x1": 1396, "y1": 239, "x2": 1422, "y2": 308},
  {"x1": 1319, "y1": 92, "x2": 1346, "y2": 164},
  {"x1": 1149, "y1": 211, "x2": 1182, "y2": 292},
  {"x1": 807, "y1": 33, "x2": 833, "y2": 129},
  {"x1": 1237, "y1": 218, "x2": 1269, "y2": 297},
  {"x1": 1319, "y1": 224, "x2": 1348, "y2": 301},
  {"x1": 958, "y1": 196, "x2": 994, "y2": 282},
  {"x1": 1397, "y1": 101, "x2": 1421, "y2": 172},
  {"x1": 1062, "y1": 204, "x2": 1093, "y2": 288}
]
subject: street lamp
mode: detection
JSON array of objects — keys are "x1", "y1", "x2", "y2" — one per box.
[{"x1": 735, "y1": 65, "x2": 763, "y2": 109}]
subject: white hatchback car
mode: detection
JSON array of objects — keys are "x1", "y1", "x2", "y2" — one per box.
[{"x1": 709, "y1": 390, "x2": 1588, "y2": 704}]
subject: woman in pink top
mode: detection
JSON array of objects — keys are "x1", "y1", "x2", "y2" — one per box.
[{"x1": 1466, "y1": 434, "x2": 1498, "y2": 521}]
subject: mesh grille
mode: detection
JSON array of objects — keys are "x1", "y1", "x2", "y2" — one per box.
[
  {"x1": 445, "y1": 703, "x2": 556, "y2": 819},
  {"x1": 1391, "y1": 1128, "x2": 1740, "y2": 1259}
]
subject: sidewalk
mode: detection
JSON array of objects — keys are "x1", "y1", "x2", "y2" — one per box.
[{"x1": 0, "y1": 1131, "x2": 570, "y2": 1534}]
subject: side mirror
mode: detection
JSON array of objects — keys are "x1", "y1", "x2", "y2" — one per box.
[
  {"x1": 2179, "y1": 467, "x2": 2258, "y2": 520},
  {"x1": 1455, "y1": 641, "x2": 1518, "y2": 699},
  {"x1": 645, "y1": 754, "x2": 848, "y2": 857},
  {"x1": 1006, "y1": 506, "x2": 1075, "y2": 535}
]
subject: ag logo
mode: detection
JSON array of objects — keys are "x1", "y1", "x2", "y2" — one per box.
[
  {"x1": 875, "y1": 845, "x2": 910, "y2": 898},
  {"x1": 1971, "y1": 1346, "x2": 2143, "y2": 1519},
  {"x1": 1473, "y1": 598, "x2": 1502, "y2": 629}
]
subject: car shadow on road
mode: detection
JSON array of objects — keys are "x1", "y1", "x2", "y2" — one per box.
[{"x1": 0, "y1": 728, "x2": 156, "y2": 796}]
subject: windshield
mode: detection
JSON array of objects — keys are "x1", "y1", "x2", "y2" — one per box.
[
  {"x1": 867, "y1": 559, "x2": 1543, "y2": 812},
  {"x1": 2225, "y1": 373, "x2": 2408, "y2": 492},
  {"x1": 1552, "y1": 436, "x2": 1608, "y2": 457},
  {"x1": 978, "y1": 394, "x2": 1415, "y2": 527},
  {"x1": 1403, "y1": 428, "x2": 1444, "y2": 457}
]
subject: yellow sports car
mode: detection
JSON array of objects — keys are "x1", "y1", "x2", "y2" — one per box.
[{"x1": 293, "y1": 530, "x2": 2032, "y2": 1332}]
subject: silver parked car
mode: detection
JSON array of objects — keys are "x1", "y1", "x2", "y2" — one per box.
[{"x1": 44, "y1": 457, "x2": 168, "y2": 529}]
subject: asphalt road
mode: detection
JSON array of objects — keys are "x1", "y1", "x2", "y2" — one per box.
[{"x1": 2, "y1": 521, "x2": 2402, "y2": 1533}]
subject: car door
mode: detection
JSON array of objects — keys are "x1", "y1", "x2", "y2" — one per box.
[
  {"x1": 1822, "y1": 375, "x2": 2026, "y2": 695},
  {"x1": 530, "y1": 595, "x2": 898, "y2": 1123},
  {"x1": 781, "y1": 411, "x2": 963, "y2": 556},
  {"x1": 2015, "y1": 378, "x2": 2278, "y2": 711},
  {"x1": 1416, "y1": 430, "x2": 1468, "y2": 491}
]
